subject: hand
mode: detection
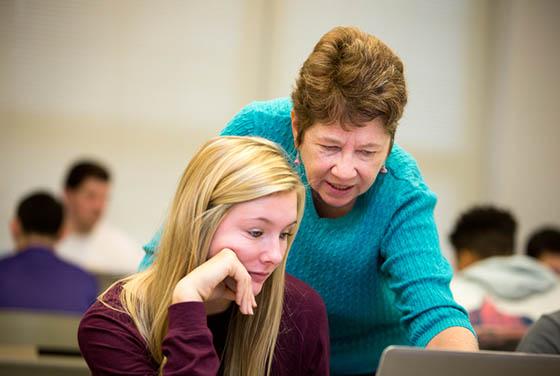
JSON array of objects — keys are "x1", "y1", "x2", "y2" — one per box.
[{"x1": 172, "y1": 248, "x2": 257, "y2": 315}]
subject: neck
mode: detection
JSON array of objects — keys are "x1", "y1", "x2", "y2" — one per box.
[
  {"x1": 312, "y1": 190, "x2": 355, "y2": 218},
  {"x1": 17, "y1": 235, "x2": 57, "y2": 251},
  {"x1": 65, "y1": 217, "x2": 95, "y2": 235},
  {"x1": 456, "y1": 249, "x2": 481, "y2": 271}
]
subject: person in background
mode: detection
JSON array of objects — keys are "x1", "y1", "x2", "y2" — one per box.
[
  {"x1": 516, "y1": 309, "x2": 560, "y2": 355},
  {"x1": 141, "y1": 26, "x2": 476, "y2": 374},
  {"x1": 57, "y1": 159, "x2": 142, "y2": 275},
  {"x1": 526, "y1": 227, "x2": 560, "y2": 275},
  {"x1": 0, "y1": 191, "x2": 98, "y2": 314},
  {"x1": 78, "y1": 137, "x2": 329, "y2": 375},
  {"x1": 450, "y1": 206, "x2": 560, "y2": 350}
]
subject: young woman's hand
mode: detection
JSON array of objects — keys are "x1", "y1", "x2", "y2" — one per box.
[{"x1": 172, "y1": 248, "x2": 257, "y2": 315}]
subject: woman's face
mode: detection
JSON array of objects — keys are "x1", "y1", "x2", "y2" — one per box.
[
  {"x1": 208, "y1": 190, "x2": 298, "y2": 295},
  {"x1": 293, "y1": 117, "x2": 391, "y2": 218}
]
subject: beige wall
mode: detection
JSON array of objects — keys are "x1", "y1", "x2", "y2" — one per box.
[
  {"x1": 487, "y1": 0, "x2": 560, "y2": 252},
  {"x1": 1, "y1": 0, "x2": 558, "y2": 263}
]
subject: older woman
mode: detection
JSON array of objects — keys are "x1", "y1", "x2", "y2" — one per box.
[{"x1": 142, "y1": 26, "x2": 477, "y2": 375}]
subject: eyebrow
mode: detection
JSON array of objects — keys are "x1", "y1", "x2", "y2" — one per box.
[
  {"x1": 249, "y1": 218, "x2": 298, "y2": 228},
  {"x1": 318, "y1": 136, "x2": 383, "y2": 149}
]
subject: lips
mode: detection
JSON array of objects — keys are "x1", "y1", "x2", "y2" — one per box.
[
  {"x1": 326, "y1": 181, "x2": 353, "y2": 191},
  {"x1": 248, "y1": 271, "x2": 270, "y2": 283}
]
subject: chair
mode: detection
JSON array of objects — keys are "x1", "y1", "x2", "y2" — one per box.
[
  {"x1": 0, "y1": 310, "x2": 82, "y2": 354},
  {"x1": 0, "y1": 310, "x2": 90, "y2": 374}
]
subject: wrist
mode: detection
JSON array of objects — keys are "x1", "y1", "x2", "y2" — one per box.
[{"x1": 172, "y1": 283, "x2": 203, "y2": 304}]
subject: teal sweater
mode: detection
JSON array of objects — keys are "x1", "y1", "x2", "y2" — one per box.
[{"x1": 141, "y1": 98, "x2": 473, "y2": 374}]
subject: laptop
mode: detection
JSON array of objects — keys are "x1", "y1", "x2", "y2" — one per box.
[{"x1": 377, "y1": 346, "x2": 560, "y2": 376}]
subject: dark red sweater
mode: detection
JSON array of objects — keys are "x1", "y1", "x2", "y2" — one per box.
[{"x1": 78, "y1": 274, "x2": 329, "y2": 375}]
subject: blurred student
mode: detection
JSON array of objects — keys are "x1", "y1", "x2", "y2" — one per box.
[
  {"x1": 449, "y1": 206, "x2": 560, "y2": 349},
  {"x1": 0, "y1": 191, "x2": 98, "y2": 314},
  {"x1": 78, "y1": 137, "x2": 328, "y2": 375},
  {"x1": 517, "y1": 309, "x2": 560, "y2": 355},
  {"x1": 57, "y1": 159, "x2": 142, "y2": 275},
  {"x1": 526, "y1": 227, "x2": 560, "y2": 275}
]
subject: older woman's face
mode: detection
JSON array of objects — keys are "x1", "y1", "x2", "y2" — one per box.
[{"x1": 293, "y1": 118, "x2": 390, "y2": 218}]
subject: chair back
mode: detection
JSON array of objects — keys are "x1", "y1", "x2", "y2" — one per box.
[{"x1": 0, "y1": 310, "x2": 82, "y2": 354}]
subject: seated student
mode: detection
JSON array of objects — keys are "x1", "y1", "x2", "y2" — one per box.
[
  {"x1": 0, "y1": 191, "x2": 98, "y2": 314},
  {"x1": 449, "y1": 206, "x2": 560, "y2": 349},
  {"x1": 517, "y1": 309, "x2": 560, "y2": 355},
  {"x1": 78, "y1": 137, "x2": 329, "y2": 375},
  {"x1": 57, "y1": 159, "x2": 143, "y2": 275},
  {"x1": 526, "y1": 227, "x2": 560, "y2": 276}
]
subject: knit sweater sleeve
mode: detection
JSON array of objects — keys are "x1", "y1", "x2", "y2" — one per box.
[
  {"x1": 78, "y1": 297, "x2": 219, "y2": 375},
  {"x1": 380, "y1": 186, "x2": 474, "y2": 346}
]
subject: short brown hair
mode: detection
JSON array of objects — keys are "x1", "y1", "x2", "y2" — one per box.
[
  {"x1": 291, "y1": 26, "x2": 407, "y2": 145},
  {"x1": 64, "y1": 160, "x2": 110, "y2": 190}
]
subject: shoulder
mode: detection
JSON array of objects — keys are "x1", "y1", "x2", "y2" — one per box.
[
  {"x1": 385, "y1": 144, "x2": 430, "y2": 191},
  {"x1": 0, "y1": 252, "x2": 17, "y2": 267},
  {"x1": 283, "y1": 274, "x2": 327, "y2": 322},
  {"x1": 539, "y1": 311, "x2": 560, "y2": 329},
  {"x1": 81, "y1": 284, "x2": 126, "y2": 323},
  {"x1": 236, "y1": 97, "x2": 292, "y2": 120},
  {"x1": 79, "y1": 284, "x2": 138, "y2": 342},
  {"x1": 56, "y1": 256, "x2": 98, "y2": 283},
  {"x1": 376, "y1": 144, "x2": 436, "y2": 210},
  {"x1": 277, "y1": 274, "x2": 330, "y2": 371},
  {"x1": 96, "y1": 223, "x2": 137, "y2": 244},
  {"x1": 221, "y1": 98, "x2": 293, "y2": 143},
  {"x1": 94, "y1": 223, "x2": 142, "y2": 256}
]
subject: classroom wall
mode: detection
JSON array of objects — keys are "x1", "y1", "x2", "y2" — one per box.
[
  {"x1": 1, "y1": 0, "x2": 558, "y2": 263},
  {"x1": 486, "y1": 0, "x2": 560, "y2": 251}
]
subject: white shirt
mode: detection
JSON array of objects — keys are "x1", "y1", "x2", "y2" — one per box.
[{"x1": 56, "y1": 222, "x2": 143, "y2": 275}]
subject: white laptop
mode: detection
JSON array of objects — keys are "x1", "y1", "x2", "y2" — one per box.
[{"x1": 377, "y1": 346, "x2": 560, "y2": 376}]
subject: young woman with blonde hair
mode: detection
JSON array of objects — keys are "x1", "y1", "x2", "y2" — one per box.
[{"x1": 78, "y1": 136, "x2": 329, "y2": 375}]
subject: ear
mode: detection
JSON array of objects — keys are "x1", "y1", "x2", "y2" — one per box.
[
  {"x1": 63, "y1": 188, "x2": 71, "y2": 202},
  {"x1": 56, "y1": 226, "x2": 66, "y2": 241},
  {"x1": 290, "y1": 110, "x2": 299, "y2": 148},
  {"x1": 456, "y1": 248, "x2": 479, "y2": 270},
  {"x1": 10, "y1": 218, "x2": 22, "y2": 239}
]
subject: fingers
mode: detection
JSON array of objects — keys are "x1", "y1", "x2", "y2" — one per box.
[
  {"x1": 231, "y1": 264, "x2": 255, "y2": 315},
  {"x1": 206, "y1": 249, "x2": 256, "y2": 315},
  {"x1": 174, "y1": 248, "x2": 257, "y2": 315}
]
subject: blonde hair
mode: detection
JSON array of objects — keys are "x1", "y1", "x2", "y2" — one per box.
[{"x1": 101, "y1": 136, "x2": 305, "y2": 376}]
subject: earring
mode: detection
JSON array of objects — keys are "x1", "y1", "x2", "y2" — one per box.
[
  {"x1": 380, "y1": 165, "x2": 387, "y2": 174},
  {"x1": 294, "y1": 151, "x2": 300, "y2": 166}
]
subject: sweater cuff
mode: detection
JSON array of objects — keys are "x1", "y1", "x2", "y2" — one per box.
[
  {"x1": 168, "y1": 302, "x2": 207, "y2": 331},
  {"x1": 413, "y1": 307, "x2": 476, "y2": 346}
]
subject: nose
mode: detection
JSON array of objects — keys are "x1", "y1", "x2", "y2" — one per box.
[
  {"x1": 331, "y1": 151, "x2": 357, "y2": 180},
  {"x1": 262, "y1": 237, "x2": 285, "y2": 266}
]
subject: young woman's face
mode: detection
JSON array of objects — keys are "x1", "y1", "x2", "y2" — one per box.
[
  {"x1": 293, "y1": 118, "x2": 391, "y2": 218},
  {"x1": 208, "y1": 190, "x2": 298, "y2": 295}
]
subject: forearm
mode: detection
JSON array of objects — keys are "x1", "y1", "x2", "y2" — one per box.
[{"x1": 427, "y1": 326, "x2": 479, "y2": 351}]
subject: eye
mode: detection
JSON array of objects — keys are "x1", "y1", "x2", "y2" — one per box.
[
  {"x1": 320, "y1": 144, "x2": 340, "y2": 152},
  {"x1": 358, "y1": 150, "x2": 375, "y2": 157},
  {"x1": 279, "y1": 232, "x2": 293, "y2": 240},
  {"x1": 248, "y1": 230, "x2": 263, "y2": 238}
]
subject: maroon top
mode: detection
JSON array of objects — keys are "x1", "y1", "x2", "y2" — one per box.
[{"x1": 78, "y1": 274, "x2": 329, "y2": 375}]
